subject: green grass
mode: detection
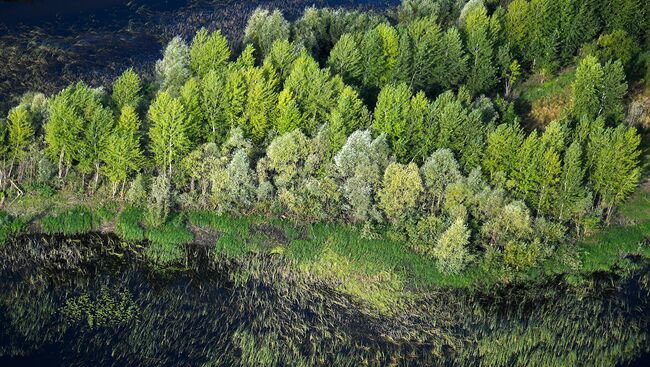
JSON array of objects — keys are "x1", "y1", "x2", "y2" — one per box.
[
  {"x1": 0, "y1": 211, "x2": 28, "y2": 245},
  {"x1": 115, "y1": 207, "x2": 146, "y2": 242},
  {"x1": 145, "y1": 214, "x2": 193, "y2": 265},
  {"x1": 39, "y1": 207, "x2": 100, "y2": 236},
  {"x1": 518, "y1": 69, "x2": 576, "y2": 103}
]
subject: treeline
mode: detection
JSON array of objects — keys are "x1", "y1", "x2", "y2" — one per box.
[{"x1": 0, "y1": 0, "x2": 646, "y2": 274}]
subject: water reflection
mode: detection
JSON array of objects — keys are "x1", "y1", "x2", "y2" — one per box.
[{"x1": 0, "y1": 234, "x2": 648, "y2": 366}]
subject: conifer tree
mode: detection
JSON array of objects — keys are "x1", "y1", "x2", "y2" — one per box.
[
  {"x1": 7, "y1": 105, "x2": 34, "y2": 165},
  {"x1": 328, "y1": 86, "x2": 370, "y2": 152},
  {"x1": 148, "y1": 92, "x2": 191, "y2": 177},
  {"x1": 112, "y1": 68, "x2": 142, "y2": 111},
  {"x1": 462, "y1": 3, "x2": 496, "y2": 95},
  {"x1": 189, "y1": 28, "x2": 230, "y2": 77},
  {"x1": 327, "y1": 33, "x2": 363, "y2": 85}
]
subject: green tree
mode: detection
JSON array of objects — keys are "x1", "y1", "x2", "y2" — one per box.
[
  {"x1": 587, "y1": 125, "x2": 641, "y2": 221},
  {"x1": 263, "y1": 39, "x2": 299, "y2": 82},
  {"x1": 334, "y1": 130, "x2": 391, "y2": 223},
  {"x1": 274, "y1": 89, "x2": 302, "y2": 134},
  {"x1": 462, "y1": 3, "x2": 496, "y2": 95},
  {"x1": 112, "y1": 68, "x2": 142, "y2": 111},
  {"x1": 101, "y1": 106, "x2": 144, "y2": 197},
  {"x1": 244, "y1": 8, "x2": 290, "y2": 59},
  {"x1": 556, "y1": 141, "x2": 589, "y2": 222},
  {"x1": 328, "y1": 86, "x2": 370, "y2": 152},
  {"x1": 155, "y1": 36, "x2": 191, "y2": 96},
  {"x1": 572, "y1": 56, "x2": 627, "y2": 122},
  {"x1": 179, "y1": 78, "x2": 204, "y2": 145},
  {"x1": 6, "y1": 105, "x2": 34, "y2": 166},
  {"x1": 421, "y1": 149, "x2": 463, "y2": 211},
  {"x1": 283, "y1": 53, "x2": 342, "y2": 133},
  {"x1": 327, "y1": 33, "x2": 363, "y2": 85},
  {"x1": 372, "y1": 83, "x2": 413, "y2": 161},
  {"x1": 77, "y1": 102, "x2": 114, "y2": 191},
  {"x1": 378, "y1": 162, "x2": 424, "y2": 224},
  {"x1": 189, "y1": 28, "x2": 231, "y2": 77},
  {"x1": 200, "y1": 70, "x2": 227, "y2": 143},
  {"x1": 433, "y1": 218, "x2": 471, "y2": 274},
  {"x1": 360, "y1": 23, "x2": 399, "y2": 91},
  {"x1": 148, "y1": 92, "x2": 191, "y2": 177}
]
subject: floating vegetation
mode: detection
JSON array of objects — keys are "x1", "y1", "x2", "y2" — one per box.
[
  {"x1": 60, "y1": 287, "x2": 139, "y2": 329},
  {"x1": 0, "y1": 234, "x2": 648, "y2": 366}
]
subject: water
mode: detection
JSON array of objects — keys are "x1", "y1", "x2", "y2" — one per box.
[
  {"x1": 0, "y1": 233, "x2": 649, "y2": 366},
  {"x1": 0, "y1": 0, "x2": 399, "y2": 111}
]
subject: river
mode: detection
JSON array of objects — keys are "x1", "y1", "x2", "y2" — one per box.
[{"x1": 0, "y1": 233, "x2": 649, "y2": 366}]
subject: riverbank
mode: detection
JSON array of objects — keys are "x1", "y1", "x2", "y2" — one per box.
[{"x1": 2, "y1": 182, "x2": 649, "y2": 314}]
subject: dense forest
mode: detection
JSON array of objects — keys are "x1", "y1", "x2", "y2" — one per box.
[{"x1": 0, "y1": 0, "x2": 648, "y2": 275}]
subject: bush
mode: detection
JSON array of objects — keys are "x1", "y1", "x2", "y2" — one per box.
[
  {"x1": 146, "y1": 175, "x2": 171, "y2": 228},
  {"x1": 433, "y1": 218, "x2": 472, "y2": 275}
]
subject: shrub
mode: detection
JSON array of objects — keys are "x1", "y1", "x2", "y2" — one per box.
[
  {"x1": 433, "y1": 218, "x2": 472, "y2": 274},
  {"x1": 378, "y1": 162, "x2": 423, "y2": 224},
  {"x1": 146, "y1": 175, "x2": 171, "y2": 228}
]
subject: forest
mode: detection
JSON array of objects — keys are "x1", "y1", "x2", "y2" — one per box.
[{"x1": 0, "y1": 0, "x2": 648, "y2": 278}]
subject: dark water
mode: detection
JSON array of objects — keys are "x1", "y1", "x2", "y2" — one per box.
[
  {"x1": 0, "y1": 0, "x2": 398, "y2": 112},
  {"x1": 0, "y1": 233, "x2": 649, "y2": 366}
]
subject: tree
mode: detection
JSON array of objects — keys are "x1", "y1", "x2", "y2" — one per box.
[
  {"x1": 462, "y1": 3, "x2": 496, "y2": 95},
  {"x1": 101, "y1": 106, "x2": 144, "y2": 197},
  {"x1": 77, "y1": 101, "x2": 114, "y2": 191},
  {"x1": 328, "y1": 86, "x2": 370, "y2": 152},
  {"x1": 433, "y1": 218, "x2": 471, "y2": 274},
  {"x1": 421, "y1": 149, "x2": 463, "y2": 211},
  {"x1": 360, "y1": 23, "x2": 399, "y2": 91},
  {"x1": 327, "y1": 33, "x2": 363, "y2": 85},
  {"x1": 378, "y1": 162, "x2": 423, "y2": 224},
  {"x1": 148, "y1": 92, "x2": 191, "y2": 177},
  {"x1": 243, "y1": 8, "x2": 290, "y2": 59},
  {"x1": 190, "y1": 28, "x2": 230, "y2": 78},
  {"x1": 572, "y1": 56, "x2": 627, "y2": 122},
  {"x1": 263, "y1": 39, "x2": 299, "y2": 82},
  {"x1": 372, "y1": 83, "x2": 417, "y2": 161},
  {"x1": 242, "y1": 67, "x2": 278, "y2": 142},
  {"x1": 112, "y1": 68, "x2": 142, "y2": 111},
  {"x1": 483, "y1": 122, "x2": 524, "y2": 186},
  {"x1": 334, "y1": 130, "x2": 391, "y2": 222},
  {"x1": 556, "y1": 141, "x2": 589, "y2": 222},
  {"x1": 146, "y1": 175, "x2": 171, "y2": 227},
  {"x1": 200, "y1": 70, "x2": 227, "y2": 143},
  {"x1": 6, "y1": 105, "x2": 34, "y2": 166},
  {"x1": 155, "y1": 36, "x2": 191, "y2": 96},
  {"x1": 283, "y1": 53, "x2": 342, "y2": 133},
  {"x1": 587, "y1": 125, "x2": 641, "y2": 221},
  {"x1": 274, "y1": 89, "x2": 302, "y2": 134},
  {"x1": 179, "y1": 78, "x2": 204, "y2": 145}
]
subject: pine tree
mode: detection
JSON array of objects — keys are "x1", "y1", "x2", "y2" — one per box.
[
  {"x1": 112, "y1": 68, "x2": 142, "y2": 111},
  {"x1": 372, "y1": 83, "x2": 412, "y2": 161},
  {"x1": 189, "y1": 28, "x2": 230, "y2": 78},
  {"x1": 462, "y1": 3, "x2": 496, "y2": 95},
  {"x1": 556, "y1": 141, "x2": 588, "y2": 222},
  {"x1": 148, "y1": 91, "x2": 191, "y2": 177},
  {"x1": 200, "y1": 70, "x2": 227, "y2": 143},
  {"x1": 587, "y1": 125, "x2": 641, "y2": 221},
  {"x1": 180, "y1": 78, "x2": 204, "y2": 145},
  {"x1": 327, "y1": 33, "x2": 363, "y2": 85},
  {"x1": 328, "y1": 86, "x2": 370, "y2": 152},
  {"x1": 7, "y1": 105, "x2": 34, "y2": 164},
  {"x1": 263, "y1": 39, "x2": 299, "y2": 82},
  {"x1": 274, "y1": 89, "x2": 302, "y2": 134},
  {"x1": 102, "y1": 106, "x2": 144, "y2": 197}
]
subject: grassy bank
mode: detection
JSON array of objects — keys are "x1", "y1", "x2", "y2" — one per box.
[{"x1": 1, "y1": 184, "x2": 649, "y2": 313}]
